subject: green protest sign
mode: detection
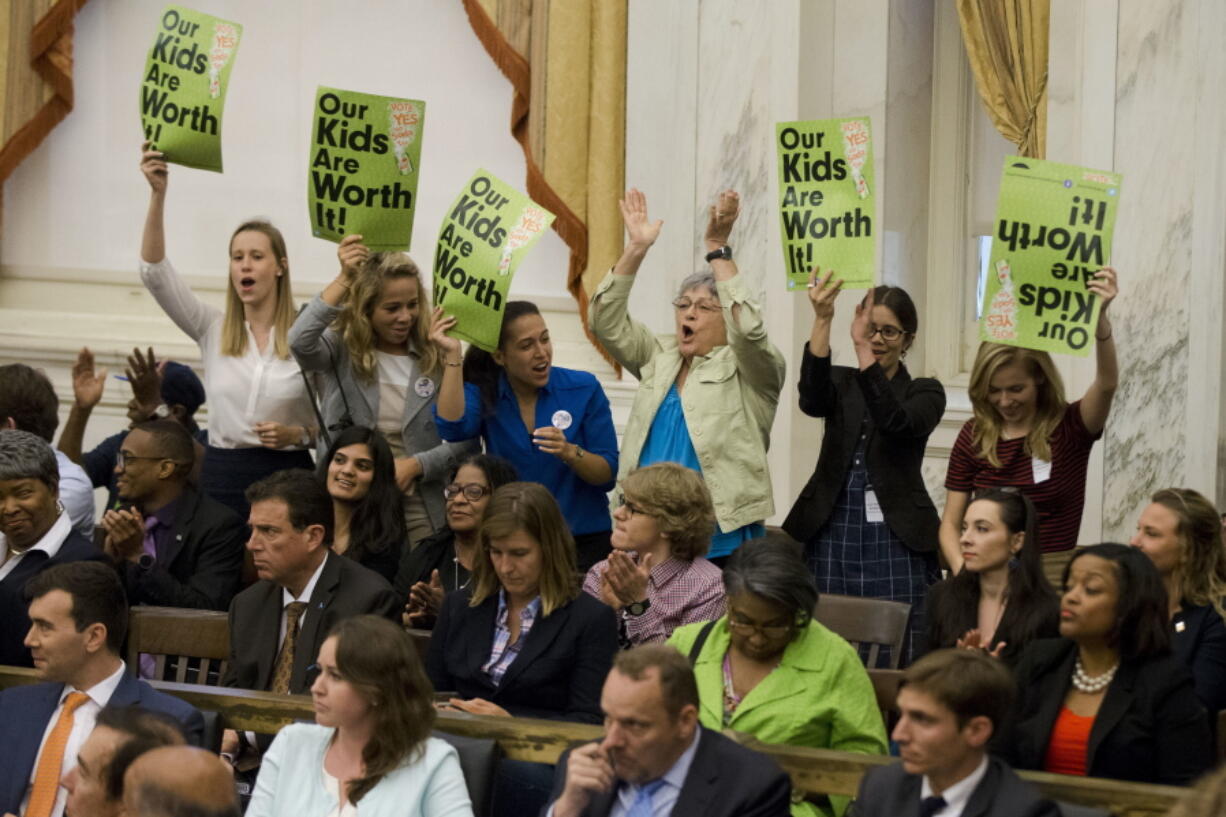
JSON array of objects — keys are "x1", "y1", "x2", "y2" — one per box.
[
  {"x1": 980, "y1": 157, "x2": 1122, "y2": 356},
  {"x1": 776, "y1": 117, "x2": 876, "y2": 290},
  {"x1": 140, "y1": 6, "x2": 241, "y2": 172},
  {"x1": 309, "y1": 87, "x2": 426, "y2": 251},
  {"x1": 433, "y1": 170, "x2": 555, "y2": 352}
]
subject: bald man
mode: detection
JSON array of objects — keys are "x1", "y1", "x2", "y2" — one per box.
[{"x1": 123, "y1": 746, "x2": 238, "y2": 817}]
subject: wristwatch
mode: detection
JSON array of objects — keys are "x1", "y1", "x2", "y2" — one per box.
[
  {"x1": 136, "y1": 553, "x2": 156, "y2": 571},
  {"x1": 704, "y1": 245, "x2": 732, "y2": 263},
  {"x1": 625, "y1": 599, "x2": 651, "y2": 617}
]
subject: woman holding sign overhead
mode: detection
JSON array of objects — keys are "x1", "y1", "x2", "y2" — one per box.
[
  {"x1": 289, "y1": 235, "x2": 475, "y2": 547},
  {"x1": 781, "y1": 271, "x2": 945, "y2": 666},
  {"x1": 431, "y1": 302, "x2": 617, "y2": 572},
  {"x1": 940, "y1": 268, "x2": 1119, "y2": 585},
  {"x1": 138, "y1": 142, "x2": 315, "y2": 520}
]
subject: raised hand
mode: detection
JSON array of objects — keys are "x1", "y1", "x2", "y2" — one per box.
[
  {"x1": 619, "y1": 188, "x2": 663, "y2": 249},
  {"x1": 704, "y1": 190, "x2": 741, "y2": 247},
  {"x1": 806, "y1": 269, "x2": 843, "y2": 322},
  {"x1": 1088, "y1": 266, "x2": 1119, "y2": 313},
  {"x1": 428, "y1": 307, "x2": 461, "y2": 358},
  {"x1": 71, "y1": 347, "x2": 107, "y2": 410},
  {"x1": 140, "y1": 141, "x2": 168, "y2": 194},
  {"x1": 336, "y1": 234, "x2": 369, "y2": 284},
  {"x1": 850, "y1": 285, "x2": 876, "y2": 348},
  {"x1": 126, "y1": 347, "x2": 162, "y2": 416}
]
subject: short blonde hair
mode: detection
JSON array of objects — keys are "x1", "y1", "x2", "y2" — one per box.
[
  {"x1": 967, "y1": 343, "x2": 1066, "y2": 466},
  {"x1": 334, "y1": 252, "x2": 440, "y2": 382},
  {"x1": 621, "y1": 463, "x2": 715, "y2": 560},
  {"x1": 470, "y1": 482, "x2": 578, "y2": 616},
  {"x1": 221, "y1": 221, "x2": 295, "y2": 359}
]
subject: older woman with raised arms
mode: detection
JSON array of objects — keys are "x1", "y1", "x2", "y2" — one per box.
[{"x1": 591, "y1": 189, "x2": 787, "y2": 564}]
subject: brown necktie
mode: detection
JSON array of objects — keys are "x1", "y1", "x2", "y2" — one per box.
[
  {"x1": 26, "y1": 691, "x2": 91, "y2": 817},
  {"x1": 270, "y1": 602, "x2": 308, "y2": 694}
]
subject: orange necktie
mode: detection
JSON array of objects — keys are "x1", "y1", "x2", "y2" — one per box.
[{"x1": 26, "y1": 691, "x2": 91, "y2": 817}]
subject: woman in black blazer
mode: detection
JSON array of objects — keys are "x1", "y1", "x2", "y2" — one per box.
[
  {"x1": 782, "y1": 272, "x2": 945, "y2": 665},
  {"x1": 1001, "y1": 544, "x2": 1213, "y2": 785},
  {"x1": 425, "y1": 481, "x2": 617, "y2": 723}
]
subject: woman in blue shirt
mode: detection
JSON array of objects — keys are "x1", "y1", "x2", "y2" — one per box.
[{"x1": 431, "y1": 302, "x2": 617, "y2": 572}]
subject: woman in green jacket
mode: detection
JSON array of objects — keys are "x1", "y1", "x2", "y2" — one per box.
[{"x1": 668, "y1": 535, "x2": 887, "y2": 817}]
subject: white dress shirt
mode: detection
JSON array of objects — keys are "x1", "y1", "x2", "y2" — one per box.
[
  {"x1": 280, "y1": 554, "x2": 329, "y2": 643},
  {"x1": 921, "y1": 755, "x2": 990, "y2": 817},
  {"x1": 20, "y1": 660, "x2": 127, "y2": 817},
  {"x1": 54, "y1": 451, "x2": 95, "y2": 539},
  {"x1": 0, "y1": 511, "x2": 72, "y2": 581},
  {"x1": 139, "y1": 257, "x2": 314, "y2": 449}
]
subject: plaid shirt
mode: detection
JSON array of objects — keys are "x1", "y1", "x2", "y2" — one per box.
[
  {"x1": 583, "y1": 556, "x2": 726, "y2": 645},
  {"x1": 481, "y1": 590, "x2": 541, "y2": 686}
]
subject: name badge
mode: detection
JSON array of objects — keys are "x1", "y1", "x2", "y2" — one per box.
[
  {"x1": 865, "y1": 489, "x2": 885, "y2": 524},
  {"x1": 414, "y1": 377, "x2": 436, "y2": 398},
  {"x1": 552, "y1": 410, "x2": 573, "y2": 430},
  {"x1": 1031, "y1": 456, "x2": 1052, "y2": 484}
]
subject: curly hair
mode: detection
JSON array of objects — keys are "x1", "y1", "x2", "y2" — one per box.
[
  {"x1": 1149, "y1": 488, "x2": 1226, "y2": 623},
  {"x1": 334, "y1": 252, "x2": 440, "y2": 382},
  {"x1": 620, "y1": 463, "x2": 715, "y2": 560},
  {"x1": 328, "y1": 615, "x2": 436, "y2": 804},
  {"x1": 968, "y1": 343, "x2": 1067, "y2": 467}
]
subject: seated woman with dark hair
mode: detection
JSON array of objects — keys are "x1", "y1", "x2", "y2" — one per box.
[
  {"x1": 667, "y1": 535, "x2": 886, "y2": 817},
  {"x1": 1001, "y1": 543, "x2": 1213, "y2": 785},
  {"x1": 1130, "y1": 487, "x2": 1226, "y2": 715},
  {"x1": 425, "y1": 481, "x2": 618, "y2": 723},
  {"x1": 395, "y1": 453, "x2": 518, "y2": 628},
  {"x1": 320, "y1": 425, "x2": 406, "y2": 584},
  {"x1": 583, "y1": 462, "x2": 724, "y2": 645},
  {"x1": 923, "y1": 489, "x2": 1059, "y2": 665},
  {"x1": 248, "y1": 615, "x2": 473, "y2": 816}
]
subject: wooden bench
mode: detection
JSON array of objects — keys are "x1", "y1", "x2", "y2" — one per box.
[
  {"x1": 0, "y1": 667, "x2": 1187, "y2": 817},
  {"x1": 125, "y1": 606, "x2": 230, "y2": 684}
]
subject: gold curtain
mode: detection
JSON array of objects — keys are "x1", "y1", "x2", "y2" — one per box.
[
  {"x1": 0, "y1": 0, "x2": 90, "y2": 223},
  {"x1": 462, "y1": 0, "x2": 626, "y2": 361},
  {"x1": 956, "y1": 0, "x2": 1049, "y2": 158}
]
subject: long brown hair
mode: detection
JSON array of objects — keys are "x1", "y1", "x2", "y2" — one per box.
[
  {"x1": 221, "y1": 220, "x2": 296, "y2": 359},
  {"x1": 469, "y1": 482, "x2": 578, "y2": 616},
  {"x1": 967, "y1": 343, "x2": 1066, "y2": 466},
  {"x1": 328, "y1": 615, "x2": 435, "y2": 803},
  {"x1": 334, "y1": 252, "x2": 440, "y2": 382},
  {"x1": 1150, "y1": 488, "x2": 1226, "y2": 622}
]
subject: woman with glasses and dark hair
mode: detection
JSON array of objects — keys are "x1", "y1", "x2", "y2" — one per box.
[
  {"x1": 1000, "y1": 544, "x2": 1213, "y2": 785},
  {"x1": 590, "y1": 189, "x2": 787, "y2": 566},
  {"x1": 248, "y1": 615, "x2": 473, "y2": 816},
  {"x1": 319, "y1": 426, "x2": 405, "y2": 585},
  {"x1": 582, "y1": 462, "x2": 725, "y2": 645},
  {"x1": 922, "y1": 489, "x2": 1059, "y2": 666},
  {"x1": 668, "y1": 535, "x2": 886, "y2": 817},
  {"x1": 395, "y1": 453, "x2": 518, "y2": 628},
  {"x1": 1129, "y1": 487, "x2": 1226, "y2": 715},
  {"x1": 782, "y1": 271, "x2": 945, "y2": 667}
]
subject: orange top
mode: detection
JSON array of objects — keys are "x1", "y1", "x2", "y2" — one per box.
[{"x1": 1043, "y1": 706, "x2": 1093, "y2": 776}]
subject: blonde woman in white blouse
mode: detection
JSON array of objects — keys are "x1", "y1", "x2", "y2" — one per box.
[{"x1": 139, "y1": 142, "x2": 315, "y2": 519}]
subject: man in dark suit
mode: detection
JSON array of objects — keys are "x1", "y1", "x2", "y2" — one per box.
[
  {"x1": 850, "y1": 649, "x2": 1058, "y2": 817},
  {"x1": 0, "y1": 562, "x2": 204, "y2": 817},
  {"x1": 98, "y1": 420, "x2": 244, "y2": 611},
  {"x1": 544, "y1": 644, "x2": 791, "y2": 817}
]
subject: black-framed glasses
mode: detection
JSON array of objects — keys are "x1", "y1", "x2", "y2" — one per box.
[
  {"x1": 867, "y1": 325, "x2": 906, "y2": 341},
  {"x1": 444, "y1": 483, "x2": 490, "y2": 502},
  {"x1": 671, "y1": 297, "x2": 722, "y2": 314},
  {"x1": 116, "y1": 451, "x2": 168, "y2": 470},
  {"x1": 616, "y1": 495, "x2": 648, "y2": 516}
]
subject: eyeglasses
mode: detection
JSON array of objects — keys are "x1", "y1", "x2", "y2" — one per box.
[
  {"x1": 867, "y1": 325, "x2": 907, "y2": 341},
  {"x1": 116, "y1": 451, "x2": 168, "y2": 470},
  {"x1": 616, "y1": 495, "x2": 648, "y2": 516},
  {"x1": 444, "y1": 482, "x2": 490, "y2": 502},
  {"x1": 725, "y1": 612, "x2": 795, "y2": 639},
  {"x1": 671, "y1": 298, "x2": 722, "y2": 314}
]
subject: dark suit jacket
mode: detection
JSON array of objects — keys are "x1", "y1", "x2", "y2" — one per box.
[
  {"x1": 393, "y1": 527, "x2": 470, "y2": 609},
  {"x1": 0, "y1": 669, "x2": 205, "y2": 814},
  {"x1": 782, "y1": 348, "x2": 945, "y2": 553},
  {"x1": 849, "y1": 757, "x2": 1058, "y2": 817},
  {"x1": 221, "y1": 551, "x2": 400, "y2": 694},
  {"x1": 543, "y1": 727, "x2": 791, "y2": 817},
  {"x1": 0, "y1": 530, "x2": 107, "y2": 666},
  {"x1": 999, "y1": 638, "x2": 1213, "y2": 785},
  {"x1": 115, "y1": 483, "x2": 246, "y2": 611},
  {"x1": 426, "y1": 588, "x2": 617, "y2": 723},
  {"x1": 1172, "y1": 601, "x2": 1226, "y2": 716}
]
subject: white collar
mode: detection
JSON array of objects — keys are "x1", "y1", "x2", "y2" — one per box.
[
  {"x1": 64, "y1": 659, "x2": 127, "y2": 708},
  {"x1": 282, "y1": 552, "x2": 329, "y2": 608},
  {"x1": 0, "y1": 512, "x2": 72, "y2": 581},
  {"x1": 922, "y1": 754, "x2": 990, "y2": 816}
]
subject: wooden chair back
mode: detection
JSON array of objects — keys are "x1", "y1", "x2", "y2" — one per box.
[
  {"x1": 866, "y1": 668, "x2": 905, "y2": 731},
  {"x1": 813, "y1": 594, "x2": 911, "y2": 669},
  {"x1": 126, "y1": 606, "x2": 230, "y2": 685}
]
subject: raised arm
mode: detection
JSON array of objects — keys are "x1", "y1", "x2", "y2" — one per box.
[
  {"x1": 1078, "y1": 267, "x2": 1119, "y2": 435},
  {"x1": 58, "y1": 347, "x2": 106, "y2": 464},
  {"x1": 429, "y1": 310, "x2": 471, "y2": 424},
  {"x1": 939, "y1": 490, "x2": 969, "y2": 573},
  {"x1": 796, "y1": 269, "x2": 843, "y2": 418},
  {"x1": 140, "y1": 141, "x2": 167, "y2": 265}
]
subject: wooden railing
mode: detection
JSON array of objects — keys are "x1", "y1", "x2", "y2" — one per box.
[{"x1": 0, "y1": 667, "x2": 1187, "y2": 817}]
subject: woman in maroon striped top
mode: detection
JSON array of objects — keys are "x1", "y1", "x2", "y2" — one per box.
[{"x1": 940, "y1": 268, "x2": 1119, "y2": 582}]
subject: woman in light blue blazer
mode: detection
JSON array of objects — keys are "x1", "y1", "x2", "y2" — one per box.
[{"x1": 247, "y1": 615, "x2": 473, "y2": 817}]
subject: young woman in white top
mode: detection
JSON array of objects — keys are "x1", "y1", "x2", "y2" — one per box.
[
  {"x1": 289, "y1": 235, "x2": 474, "y2": 547},
  {"x1": 138, "y1": 142, "x2": 314, "y2": 520}
]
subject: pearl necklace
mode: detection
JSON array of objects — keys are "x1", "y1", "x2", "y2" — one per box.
[{"x1": 1072, "y1": 655, "x2": 1119, "y2": 694}]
